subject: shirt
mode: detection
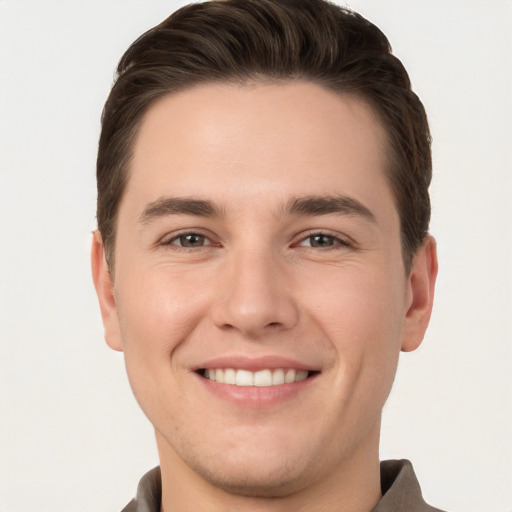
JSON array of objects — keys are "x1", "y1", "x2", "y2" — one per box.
[{"x1": 121, "y1": 459, "x2": 446, "y2": 512}]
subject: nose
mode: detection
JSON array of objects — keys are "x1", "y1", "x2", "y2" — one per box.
[{"x1": 210, "y1": 247, "x2": 299, "y2": 338}]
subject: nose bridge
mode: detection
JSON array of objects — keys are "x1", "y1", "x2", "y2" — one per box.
[{"x1": 211, "y1": 243, "x2": 298, "y2": 336}]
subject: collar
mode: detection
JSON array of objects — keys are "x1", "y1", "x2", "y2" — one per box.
[{"x1": 122, "y1": 459, "x2": 445, "y2": 512}]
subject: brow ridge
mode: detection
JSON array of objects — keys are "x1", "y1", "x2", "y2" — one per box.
[
  {"x1": 285, "y1": 195, "x2": 376, "y2": 222},
  {"x1": 138, "y1": 194, "x2": 375, "y2": 224},
  {"x1": 139, "y1": 197, "x2": 222, "y2": 224}
]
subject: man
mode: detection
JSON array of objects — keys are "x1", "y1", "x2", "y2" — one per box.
[{"x1": 91, "y1": 0, "x2": 442, "y2": 510}]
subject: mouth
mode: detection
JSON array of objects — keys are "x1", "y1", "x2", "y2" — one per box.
[{"x1": 198, "y1": 368, "x2": 318, "y2": 387}]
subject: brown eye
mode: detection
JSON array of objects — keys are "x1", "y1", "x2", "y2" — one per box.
[
  {"x1": 172, "y1": 233, "x2": 210, "y2": 248},
  {"x1": 308, "y1": 234, "x2": 335, "y2": 248},
  {"x1": 297, "y1": 233, "x2": 349, "y2": 249}
]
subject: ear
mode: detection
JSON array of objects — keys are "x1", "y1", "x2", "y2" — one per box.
[
  {"x1": 91, "y1": 231, "x2": 123, "y2": 351},
  {"x1": 401, "y1": 236, "x2": 438, "y2": 352}
]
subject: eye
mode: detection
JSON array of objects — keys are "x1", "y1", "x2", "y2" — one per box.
[
  {"x1": 297, "y1": 233, "x2": 349, "y2": 249},
  {"x1": 165, "y1": 233, "x2": 212, "y2": 248}
]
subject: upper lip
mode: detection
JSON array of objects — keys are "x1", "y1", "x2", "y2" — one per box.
[{"x1": 194, "y1": 355, "x2": 320, "y2": 372}]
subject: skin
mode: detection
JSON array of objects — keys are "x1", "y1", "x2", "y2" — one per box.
[{"x1": 92, "y1": 81, "x2": 437, "y2": 512}]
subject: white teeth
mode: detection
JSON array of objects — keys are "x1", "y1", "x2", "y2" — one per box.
[
  {"x1": 284, "y1": 369, "x2": 296, "y2": 383},
  {"x1": 204, "y1": 368, "x2": 310, "y2": 386},
  {"x1": 272, "y1": 369, "x2": 285, "y2": 385},
  {"x1": 236, "y1": 369, "x2": 253, "y2": 386},
  {"x1": 224, "y1": 368, "x2": 236, "y2": 385},
  {"x1": 254, "y1": 369, "x2": 272, "y2": 387}
]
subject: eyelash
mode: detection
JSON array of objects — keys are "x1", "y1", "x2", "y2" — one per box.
[
  {"x1": 160, "y1": 231, "x2": 218, "y2": 250},
  {"x1": 160, "y1": 230, "x2": 352, "y2": 251},
  {"x1": 295, "y1": 232, "x2": 352, "y2": 250}
]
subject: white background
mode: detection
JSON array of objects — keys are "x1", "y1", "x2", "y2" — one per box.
[{"x1": 0, "y1": 1, "x2": 511, "y2": 511}]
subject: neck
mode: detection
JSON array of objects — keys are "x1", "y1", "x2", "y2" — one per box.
[{"x1": 156, "y1": 423, "x2": 382, "y2": 512}]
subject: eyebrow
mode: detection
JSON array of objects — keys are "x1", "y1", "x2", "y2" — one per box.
[
  {"x1": 138, "y1": 194, "x2": 376, "y2": 224},
  {"x1": 285, "y1": 195, "x2": 376, "y2": 222},
  {"x1": 138, "y1": 197, "x2": 223, "y2": 224}
]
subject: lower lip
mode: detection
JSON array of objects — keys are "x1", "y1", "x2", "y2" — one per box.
[{"x1": 196, "y1": 373, "x2": 316, "y2": 407}]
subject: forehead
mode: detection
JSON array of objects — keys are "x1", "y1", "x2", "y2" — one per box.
[{"x1": 125, "y1": 81, "x2": 396, "y2": 221}]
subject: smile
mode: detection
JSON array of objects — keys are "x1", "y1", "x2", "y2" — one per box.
[{"x1": 202, "y1": 368, "x2": 310, "y2": 386}]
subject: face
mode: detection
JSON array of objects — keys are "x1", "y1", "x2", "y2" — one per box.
[{"x1": 93, "y1": 81, "x2": 436, "y2": 497}]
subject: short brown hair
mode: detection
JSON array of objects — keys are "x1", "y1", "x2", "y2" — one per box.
[{"x1": 97, "y1": 0, "x2": 431, "y2": 272}]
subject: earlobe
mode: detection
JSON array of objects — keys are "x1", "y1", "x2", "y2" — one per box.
[
  {"x1": 401, "y1": 236, "x2": 438, "y2": 352},
  {"x1": 91, "y1": 231, "x2": 123, "y2": 352}
]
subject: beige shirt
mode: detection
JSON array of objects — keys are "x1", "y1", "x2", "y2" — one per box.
[{"x1": 122, "y1": 459, "x2": 446, "y2": 512}]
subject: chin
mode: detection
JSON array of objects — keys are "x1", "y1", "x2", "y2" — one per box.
[
  {"x1": 162, "y1": 426, "x2": 313, "y2": 497},
  {"x1": 190, "y1": 455, "x2": 308, "y2": 498},
  {"x1": 157, "y1": 414, "x2": 301, "y2": 491}
]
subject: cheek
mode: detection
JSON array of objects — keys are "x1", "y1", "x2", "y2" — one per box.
[
  {"x1": 115, "y1": 266, "x2": 212, "y2": 374},
  {"x1": 306, "y1": 261, "x2": 404, "y2": 333},
  {"x1": 114, "y1": 267, "x2": 213, "y2": 424},
  {"x1": 302, "y1": 263, "x2": 405, "y2": 386}
]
